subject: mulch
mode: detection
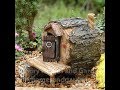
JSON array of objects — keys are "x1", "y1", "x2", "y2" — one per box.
[{"x1": 15, "y1": 51, "x2": 103, "y2": 89}]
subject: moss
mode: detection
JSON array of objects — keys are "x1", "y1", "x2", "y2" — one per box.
[{"x1": 96, "y1": 53, "x2": 105, "y2": 89}]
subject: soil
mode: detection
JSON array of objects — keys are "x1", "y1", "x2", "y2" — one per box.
[{"x1": 15, "y1": 51, "x2": 104, "y2": 89}]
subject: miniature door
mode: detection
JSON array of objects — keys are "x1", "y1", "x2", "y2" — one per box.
[{"x1": 42, "y1": 35, "x2": 60, "y2": 62}]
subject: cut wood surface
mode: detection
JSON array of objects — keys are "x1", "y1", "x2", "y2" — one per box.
[{"x1": 26, "y1": 56, "x2": 71, "y2": 76}]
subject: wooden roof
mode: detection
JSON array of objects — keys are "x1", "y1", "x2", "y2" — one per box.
[
  {"x1": 44, "y1": 18, "x2": 88, "y2": 36},
  {"x1": 44, "y1": 22, "x2": 63, "y2": 36}
]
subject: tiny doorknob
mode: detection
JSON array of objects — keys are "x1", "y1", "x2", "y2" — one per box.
[{"x1": 46, "y1": 41, "x2": 52, "y2": 48}]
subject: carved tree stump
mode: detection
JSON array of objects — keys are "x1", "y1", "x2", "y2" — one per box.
[{"x1": 43, "y1": 16, "x2": 103, "y2": 73}]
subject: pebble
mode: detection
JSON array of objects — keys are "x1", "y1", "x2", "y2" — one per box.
[{"x1": 17, "y1": 78, "x2": 22, "y2": 84}]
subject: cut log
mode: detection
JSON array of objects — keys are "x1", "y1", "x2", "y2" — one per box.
[
  {"x1": 42, "y1": 17, "x2": 104, "y2": 73},
  {"x1": 58, "y1": 19, "x2": 102, "y2": 71},
  {"x1": 69, "y1": 26, "x2": 101, "y2": 70}
]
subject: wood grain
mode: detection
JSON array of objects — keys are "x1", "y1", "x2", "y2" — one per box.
[{"x1": 26, "y1": 56, "x2": 71, "y2": 76}]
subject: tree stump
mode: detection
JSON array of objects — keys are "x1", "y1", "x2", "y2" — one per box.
[{"x1": 42, "y1": 15, "x2": 104, "y2": 74}]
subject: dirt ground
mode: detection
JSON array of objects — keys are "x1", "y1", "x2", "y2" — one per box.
[{"x1": 15, "y1": 51, "x2": 104, "y2": 89}]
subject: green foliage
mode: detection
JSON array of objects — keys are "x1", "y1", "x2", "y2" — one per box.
[
  {"x1": 15, "y1": 0, "x2": 40, "y2": 56},
  {"x1": 34, "y1": 0, "x2": 105, "y2": 34},
  {"x1": 96, "y1": 8, "x2": 105, "y2": 31},
  {"x1": 15, "y1": 0, "x2": 39, "y2": 31},
  {"x1": 39, "y1": 0, "x2": 105, "y2": 13},
  {"x1": 33, "y1": 2, "x2": 89, "y2": 36},
  {"x1": 93, "y1": 0, "x2": 105, "y2": 12},
  {"x1": 22, "y1": 40, "x2": 37, "y2": 49},
  {"x1": 15, "y1": 50, "x2": 24, "y2": 60},
  {"x1": 15, "y1": 30, "x2": 27, "y2": 44}
]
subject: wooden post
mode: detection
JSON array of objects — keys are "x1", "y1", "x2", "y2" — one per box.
[
  {"x1": 87, "y1": 13, "x2": 95, "y2": 30},
  {"x1": 50, "y1": 75, "x2": 55, "y2": 87}
]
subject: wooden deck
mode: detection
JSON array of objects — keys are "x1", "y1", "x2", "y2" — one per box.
[
  {"x1": 26, "y1": 56, "x2": 71, "y2": 86},
  {"x1": 26, "y1": 56, "x2": 71, "y2": 76}
]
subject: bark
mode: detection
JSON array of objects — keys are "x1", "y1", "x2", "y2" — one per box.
[
  {"x1": 43, "y1": 18, "x2": 104, "y2": 73},
  {"x1": 68, "y1": 25, "x2": 102, "y2": 70}
]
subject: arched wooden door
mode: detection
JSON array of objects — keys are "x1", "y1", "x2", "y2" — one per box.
[{"x1": 42, "y1": 35, "x2": 61, "y2": 62}]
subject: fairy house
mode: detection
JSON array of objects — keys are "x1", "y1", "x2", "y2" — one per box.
[
  {"x1": 18, "y1": 14, "x2": 104, "y2": 85},
  {"x1": 42, "y1": 15, "x2": 102, "y2": 70}
]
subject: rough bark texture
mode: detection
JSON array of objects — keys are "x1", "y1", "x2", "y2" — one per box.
[
  {"x1": 43, "y1": 18, "x2": 104, "y2": 73},
  {"x1": 57, "y1": 18, "x2": 87, "y2": 28},
  {"x1": 68, "y1": 23, "x2": 101, "y2": 71},
  {"x1": 57, "y1": 18, "x2": 102, "y2": 71}
]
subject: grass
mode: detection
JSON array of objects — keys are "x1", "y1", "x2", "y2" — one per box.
[{"x1": 33, "y1": 2, "x2": 90, "y2": 37}]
